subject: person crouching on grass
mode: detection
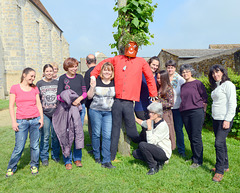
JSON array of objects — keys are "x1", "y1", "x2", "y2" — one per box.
[{"x1": 133, "y1": 102, "x2": 172, "y2": 175}]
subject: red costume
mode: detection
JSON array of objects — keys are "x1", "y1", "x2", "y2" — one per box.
[
  {"x1": 90, "y1": 43, "x2": 158, "y2": 161},
  {"x1": 91, "y1": 55, "x2": 157, "y2": 101}
]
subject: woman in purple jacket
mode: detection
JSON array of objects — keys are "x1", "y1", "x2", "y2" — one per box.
[{"x1": 179, "y1": 64, "x2": 208, "y2": 169}]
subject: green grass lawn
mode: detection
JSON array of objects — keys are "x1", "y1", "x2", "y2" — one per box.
[
  {"x1": 0, "y1": 124, "x2": 239, "y2": 193},
  {"x1": 0, "y1": 99, "x2": 9, "y2": 110}
]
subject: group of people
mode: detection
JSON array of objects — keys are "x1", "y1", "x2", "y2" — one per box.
[{"x1": 6, "y1": 42, "x2": 237, "y2": 182}]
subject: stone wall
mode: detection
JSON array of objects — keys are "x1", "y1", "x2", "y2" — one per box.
[
  {"x1": 0, "y1": 0, "x2": 69, "y2": 98},
  {"x1": 158, "y1": 50, "x2": 178, "y2": 70},
  {"x1": 159, "y1": 48, "x2": 240, "y2": 77},
  {"x1": 178, "y1": 48, "x2": 240, "y2": 77}
]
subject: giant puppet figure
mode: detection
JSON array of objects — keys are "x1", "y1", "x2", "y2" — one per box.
[{"x1": 90, "y1": 41, "x2": 158, "y2": 161}]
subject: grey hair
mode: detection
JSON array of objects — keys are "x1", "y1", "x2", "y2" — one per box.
[
  {"x1": 179, "y1": 64, "x2": 196, "y2": 76},
  {"x1": 147, "y1": 102, "x2": 163, "y2": 116}
]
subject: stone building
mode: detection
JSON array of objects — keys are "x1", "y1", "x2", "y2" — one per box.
[
  {"x1": 158, "y1": 49, "x2": 227, "y2": 70},
  {"x1": 178, "y1": 48, "x2": 240, "y2": 77},
  {"x1": 158, "y1": 45, "x2": 240, "y2": 76},
  {"x1": 0, "y1": 0, "x2": 69, "y2": 99}
]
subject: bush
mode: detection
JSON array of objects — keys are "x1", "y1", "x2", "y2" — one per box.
[{"x1": 198, "y1": 68, "x2": 240, "y2": 137}]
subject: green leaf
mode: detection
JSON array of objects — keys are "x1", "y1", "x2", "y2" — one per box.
[
  {"x1": 136, "y1": 7, "x2": 142, "y2": 14},
  {"x1": 131, "y1": 17, "x2": 139, "y2": 28},
  {"x1": 121, "y1": 7, "x2": 128, "y2": 13},
  {"x1": 131, "y1": 0, "x2": 139, "y2": 7}
]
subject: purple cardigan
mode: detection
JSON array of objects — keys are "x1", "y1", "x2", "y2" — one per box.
[
  {"x1": 179, "y1": 80, "x2": 208, "y2": 112},
  {"x1": 52, "y1": 89, "x2": 84, "y2": 157}
]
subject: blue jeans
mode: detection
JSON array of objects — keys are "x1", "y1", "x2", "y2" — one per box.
[
  {"x1": 40, "y1": 115, "x2": 60, "y2": 161},
  {"x1": 63, "y1": 145, "x2": 82, "y2": 165},
  {"x1": 51, "y1": 123, "x2": 60, "y2": 160},
  {"x1": 172, "y1": 109, "x2": 185, "y2": 154},
  {"x1": 89, "y1": 109, "x2": 112, "y2": 164},
  {"x1": 39, "y1": 114, "x2": 50, "y2": 161},
  {"x1": 80, "y1": 103, "x2": 86, "y2": 127},
  {"x1": 7, "y1": 117, "x2": 40, "y2": 172}
]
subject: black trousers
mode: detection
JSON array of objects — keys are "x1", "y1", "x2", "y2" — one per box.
[
  {"x1": 110, "y1": 99, "x2": 140, "y2": 160},
  {"x1": 181, "y1": 108, "x2": 204, "y2": 165},
  {"x1": 87, "y1": 108, "x2": 92, "y2": 142},
  {"x1": 135, "y1": 110, "x2": 149, "y2": 142},
  {"x1": 213, "y1": 119, "x2": 233, "y2": 174},
  {"x1": 132, "y1": 141, "x2": 168, "y2": 168}
]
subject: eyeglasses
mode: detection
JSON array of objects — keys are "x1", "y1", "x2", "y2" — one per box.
[{"x1": 182, "y1": 70, "x2": 191, "y2": 74}]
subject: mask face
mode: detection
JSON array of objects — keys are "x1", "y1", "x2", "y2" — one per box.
[{"x1": 124, "y1": 41, "x2": 138, "y2": 57}]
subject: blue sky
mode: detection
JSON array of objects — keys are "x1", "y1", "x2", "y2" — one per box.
[{"x1": 41, "y1": 0, "x2": 240, "y2": 59}]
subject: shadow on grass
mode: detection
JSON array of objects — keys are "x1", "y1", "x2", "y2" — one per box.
[{"x1": 17, "y1": 145, "x2": 31, "y2": 171}]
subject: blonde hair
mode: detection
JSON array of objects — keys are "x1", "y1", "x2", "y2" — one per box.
[
  {"x1": 99, "y1": 62, "x2": 114, "y2": 80},
  {"x1": 50, "y1": 62, "x2": 59, "y2": 70}
]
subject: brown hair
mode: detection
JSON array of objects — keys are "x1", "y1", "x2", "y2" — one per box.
[
  {"x1": 157, "y1": 70, "x2": 172, "y2": 98},
  {"x1": 165, "y1": 60, "x2": 177, "y2": 68},
  {"x1": 99, "y1": 62, "x2": 114, "y2": 80},
  {"x1": 148, "y1": 56, "x2": 160, "y2": 66},
  {"x1": 63, "y1": 57, "x2": 79, "y2": 71},
  {"x1": 20, "y1": 67, "x2": 36, "y2": 87},
  {"x1": 43, "y1": 64, "x2": 54, "y2": 73}
]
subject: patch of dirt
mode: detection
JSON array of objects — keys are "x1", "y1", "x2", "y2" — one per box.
[{"x1": 0, "y1": 108, "x2": 12, "y2": 127}]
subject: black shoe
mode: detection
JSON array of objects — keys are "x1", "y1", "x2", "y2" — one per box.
[
  {"x1": 190, "y1": 163, "x2": 201, "y2": 168},
  {"x1": 88, "y1": 150, "x2": 93, "y2": 154},
  {"x1": 101, "y1": 162, "x2": 116, "y2": 169},
  {"x1": 157, "y1": 161, "x2": 164, "y2": 171},
  {"x1": 147, "y1": 167, "x2": 158, "y2": 175},
  {"x1": 179, "y1": 153, "x2": 186, "y2": 158},
  {"x1": 185, "y1": 157, "x2": 193, "y2": 162},
  {"x1": 95, "y1": 158, "x2": 101, "y2": 164},
  {"x1": 42, "y1": 160, "x2": 49, "y2": 166},
  {"x1": 53, "y1": 158, "x2": 60, "y2": 163}
]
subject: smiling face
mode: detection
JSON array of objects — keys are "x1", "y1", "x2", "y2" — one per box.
[
  {"x1": 102, "y1": 67, "x2": 113, "y2": 80},
  {"x1": 23, "y1": 70, "x2": 36, "y2": 85},
  {"x1": 150, "y1": 60, "x2": 160, "y2": 73},
  {"x1": 124, "y1": 41, "x2": 138, "y2": 57},
  {"x1": 212, "y1": 69, "x2": 223, "y2": 82},
  {"x1": 157, "y1": 73, "x2": 161, "y2": 85},
  {"x1": 67, "y1": 64, "x2": 78, "y2": 76},
  {"x1": 181, "y1": 70, "x2": 192, "y2": 81},
  {"x1": 166, "y1": 65, "x2": 176, "y2": 76},
  {"x1": 44, "y1": 67, "x2": 54, "y2": 81}
]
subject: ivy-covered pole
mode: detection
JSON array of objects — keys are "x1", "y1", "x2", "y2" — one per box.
[
  {"x1": 111, "y1": 0, "x2": 158, "y2": 55},
  {"x1": 110, "y1": 0, "x2": 158, "y2": 157}
]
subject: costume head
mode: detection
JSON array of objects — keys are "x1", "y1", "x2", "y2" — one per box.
[{"x1": 124, "y1": 41, "x2": 138, "y2": 57}]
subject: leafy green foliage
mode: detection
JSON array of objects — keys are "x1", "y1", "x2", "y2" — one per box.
[
  {"x1": 198, "y1": 68, "x2": 240, "y2": 137},
  {"x1": 111, "y1": 0, "x2": 158, "y2": 54}
]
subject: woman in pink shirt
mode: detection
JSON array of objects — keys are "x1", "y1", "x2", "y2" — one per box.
[{"x1": 6, "y1": 67, "x2": 43, "y2": 177}]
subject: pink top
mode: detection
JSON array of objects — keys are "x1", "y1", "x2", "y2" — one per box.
[{"x1": 10, "y1": 84, "x2": 40, "y2": 119}]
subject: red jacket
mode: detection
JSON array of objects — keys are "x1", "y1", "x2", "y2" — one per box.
[{"x1": 91, "y1": 55, "x2": 157, "y2": 102}]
